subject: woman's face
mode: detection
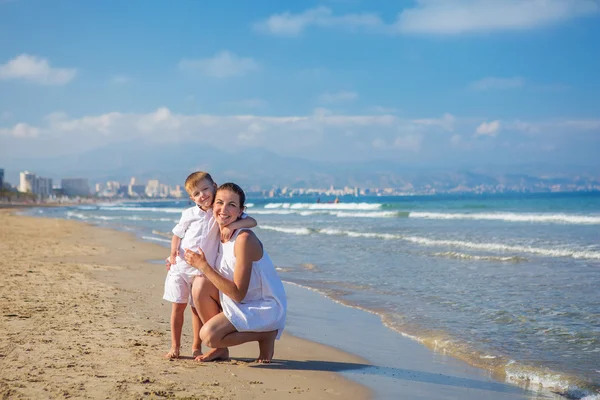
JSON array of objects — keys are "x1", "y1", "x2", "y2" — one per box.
[{"x1": 213, "y1": 189, "x2": 243, "y2": 226}]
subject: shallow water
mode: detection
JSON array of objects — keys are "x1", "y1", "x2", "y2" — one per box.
[{"x1": 31, "y1": 192, "x2": 600, "y2": 398}]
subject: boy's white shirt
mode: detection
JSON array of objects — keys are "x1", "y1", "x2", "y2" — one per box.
[
  {"x1": 172, "y1": 206, "x2": 248, "y2": 271},
  {"x1": 172, "y1": 205, "x2": 219, "y2": 270}
]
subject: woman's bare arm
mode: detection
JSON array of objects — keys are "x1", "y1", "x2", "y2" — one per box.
[{"x1": 184, "y1": 231, "x2": 262, "y2": 302}]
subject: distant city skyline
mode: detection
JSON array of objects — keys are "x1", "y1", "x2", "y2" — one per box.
[{"x1": 1, "y1": 1, "x2": 599, "y2": 172}]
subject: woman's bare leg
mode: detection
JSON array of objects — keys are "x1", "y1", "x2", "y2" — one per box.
[
  {"x1": 191, "y1": 276, "x2": 225, "y2": 361},
  {"x1": 201, "y1": 313, "x2": 278, "y2": 363}
]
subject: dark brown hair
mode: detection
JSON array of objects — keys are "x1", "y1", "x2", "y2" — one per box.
[{"x1": 216, "y1": 182, "x2": 245, "y2": 208}]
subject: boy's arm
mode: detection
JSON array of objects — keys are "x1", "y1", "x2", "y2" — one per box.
[
  {"x1": 168, "y1": 209, "x2": 189, "y2": 267},
  {"x1": 221, "y1": 214, "x2": 257, "y2": 241},
  {"x1": 231, "y1": 214, "x2": 257, "y2": 229},
  {"x1": 169, "y1": 235, "x2": 182, "y2": 266}
]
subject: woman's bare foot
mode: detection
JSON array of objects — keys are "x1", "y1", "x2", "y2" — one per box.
[
  {"x1": 257, "y1": 331, "x2": 277, "y2": 363},
  {"x1": 192, "y1": 349, "x2": 203, "y2": 358},
  {"x1": 164, "y1": 347, "x2": 180, "y2": 359},
  {"x1": 195, "y1": 347, "x2": 229, "y2": 362}
]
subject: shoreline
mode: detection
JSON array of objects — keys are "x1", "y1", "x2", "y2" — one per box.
[
  {"x1": 4, "y1": 208, "x2": 594, "y2": 399},
  {"x1": 0, "y1": 210, "x2": 370, "y2": 399}
]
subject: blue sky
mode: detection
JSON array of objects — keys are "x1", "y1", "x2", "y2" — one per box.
[{"x1": 1, "y1": 0, "x2": 599, "y2": 170}]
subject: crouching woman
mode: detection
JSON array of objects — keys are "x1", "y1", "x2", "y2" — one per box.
[{"x1": 185, "y1": 182, "x2": 287, "y2": 363}]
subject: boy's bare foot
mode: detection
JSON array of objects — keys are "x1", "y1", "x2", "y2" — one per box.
[
  {"x1": 195, "y1": 348, "x2": 229, "y2": 362},
  {"x1": 164, "y1": 347, "x2": 180, "y2": 359},
  {"x1": 257, "y1": 331, "x2": 277, "y2": 363},
  {"x1": 192, "y1": 349, "x2": 203, "y2": 358}
]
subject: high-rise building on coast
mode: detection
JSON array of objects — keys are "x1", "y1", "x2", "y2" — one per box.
[
  {"x1": 19, "y1": 171, "x2": 35, "y2": 193},
  {"x1": 0, "y1": 168, "x2": 4, "y2": 189},
  {"x1": 18, "y1": 171, "x2": 53, "y2": 197},
  {"x1": 61, "y1": 178, "x2": 89, "y2": 197}
]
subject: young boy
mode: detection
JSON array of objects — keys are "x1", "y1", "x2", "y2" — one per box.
[{"x1": 163, "y1": 171, "x2": 256, "y2": 359}]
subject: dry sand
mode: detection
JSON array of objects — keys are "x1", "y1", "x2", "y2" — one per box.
[{"x1": 0, "y1": 210, "x2": 370, "y2": 399}]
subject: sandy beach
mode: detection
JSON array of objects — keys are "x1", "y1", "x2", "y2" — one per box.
[{"x1": 0, "y1": 210, "x2": 370, "y2": 399}]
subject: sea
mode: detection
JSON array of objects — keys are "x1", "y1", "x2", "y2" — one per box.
[{"x1": 27, "y1": 192, "x2": 600, "y2": 398}]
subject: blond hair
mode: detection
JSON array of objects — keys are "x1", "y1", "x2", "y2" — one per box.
[{"x1": 184, "y1": 171, "x2": 215, "y2": 195}]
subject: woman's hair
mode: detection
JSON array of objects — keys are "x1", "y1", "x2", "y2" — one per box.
[
  {"x1": 216, "y1": 182, "x2": 246, "y2": 209},
  {"x1": 184, "y1": 171, "x2": 215, "y2": 194}
]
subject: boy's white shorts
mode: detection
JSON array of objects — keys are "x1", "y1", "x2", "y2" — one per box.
[{"x1": 163, "y1": 268, "x2": 202, "y2": 306}]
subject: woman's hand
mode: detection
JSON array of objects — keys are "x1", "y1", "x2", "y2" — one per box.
[{"x1": 184, "y1": 248, "x2": 210, "y2": 272}]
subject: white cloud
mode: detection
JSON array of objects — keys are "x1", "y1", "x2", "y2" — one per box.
[
  {"x1": 318, "y1": 91, "x2": 359, "y2": 104},
  {"x1": 469, "y1": 76, "x2": 525, "y2": 91},
  {"x1": 372, "y1": 138, "x2": 387, "y2": 149},
  {"x1": 110, "y1": 75, "x2": 131, "y2": 85},
  {"x1": 393, "y1": 134, "x2": 422, "y2": 152},
  {"x1": 0, "y1": 122, "x2": 39, "y2": 138},
  {"x1": 0, "y1": 54, "x2": 77, "y2": 85},
  {"x1": 4, "y1": 110, "x2": 598, "y2": 162},
  {"x1": 256, "y1": 1, "x2": 599, "y2": 37},
  {"x1": 476, "y1": 120, "x2": 501, "y2": 136},
  {"x1": 562, "y1": 120, "x2": 600, "y2": 130},
  {"x1": 413, "y1": 113, "x2": 455, "y2": 131},
  {"x1": 178, "y1": 51, "x2": 259, "y2": 78},
  {"x1": 393, "y1": 0, "x2": 599, "y2": 34},
  {"x1": 254, "y1": 6, "x2": 383, "y2": 36},
  {"x1": 509, "y1": 118, "x2": 600, "y2": 134},
  {"x1": 369, "y1": 106, "x2": 397, "y2": 114}
]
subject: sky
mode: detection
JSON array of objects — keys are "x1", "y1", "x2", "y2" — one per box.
[{"x1": 1, "y1": 0, "x2": 600, "y2": 176}]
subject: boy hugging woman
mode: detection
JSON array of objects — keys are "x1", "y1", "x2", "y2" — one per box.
[{"x1": 163, "y1": 172, "x2": 256, "y2": 359}]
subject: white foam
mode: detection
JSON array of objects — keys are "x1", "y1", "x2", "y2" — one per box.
[
  {"x1": 260, "y1": 225, "x2": 313, "y2": 235},
  {"x1": 332, "y1": 211, "x2": 400, "y2": 218},
  {"x1": 259, "y1": 223, "x2": 600, "y2": 260},
  {"x1": 264, "y1": 202, "x2": 381, "y2": 211},
  {"x1": 404, "y1": 236, "x2": 600, "y2": 260},
  {"x1": 141, "y1": 235, "x2": 171, "y2": 244},
  {"x1": 433, "y1": 252, "x2": 528, "y2": 262},
  {"x1": 98, "y1": 206, "x2": 185, "y2": 214},
  {"x1": 411, "y1": 211, "x2": 600, "y2": 225}
]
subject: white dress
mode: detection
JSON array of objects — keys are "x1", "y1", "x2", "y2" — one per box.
[{"x1": 217, "y1": 229, "x2": 287, "y2": 339}]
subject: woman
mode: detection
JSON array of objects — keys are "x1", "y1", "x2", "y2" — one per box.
[{"x1": 184, "y1": 182, "x2": 287, "y2": 363}]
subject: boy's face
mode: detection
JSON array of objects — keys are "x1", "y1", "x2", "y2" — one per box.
[{"x1": 188, "y1": 179, "x2": 215, "y2": 210}]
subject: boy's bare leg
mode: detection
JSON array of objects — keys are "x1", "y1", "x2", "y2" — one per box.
[
  {"x1": 165, "y1": 302, "x2": 187, "y2": 359},
  {"x1": 191, "y1": 305, "x2": 202, "y2": 357}
]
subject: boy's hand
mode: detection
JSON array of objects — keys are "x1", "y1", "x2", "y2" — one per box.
[
  {"x1": 220, "y1": 226, "x2": 233, "y2": 242},
  {"x1": 169, "y1": 251, "x2": 178, "y2": 266},
  {"x1": 184, "y1": 248, "x2": 208, "y2": 272},
  {"x1": 165, "y1": 257, "x2": 172, "y2": 271}
]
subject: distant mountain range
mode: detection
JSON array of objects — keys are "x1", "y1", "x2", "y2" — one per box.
[{"x1": 3, "y1": 141, "x2": 599, "y2": 192}]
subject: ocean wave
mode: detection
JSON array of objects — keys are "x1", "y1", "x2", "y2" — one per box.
[
  {"x1": 283, "y1": 280, "x2": 599, "y2": 398},
  {"x1": 403, "y1": 236, "x2": 600, "y2": 260},
  {"x1": 432, "y1": 252, "x2": 528, "y2": 262},
  {"x1": 259, "y1": 225, "x2": 600, "y2": 260},
  {"x1": 332, "y1": 211, "x2": 408, "y2": 218},
  {"x1": 260, "y1": 225, "x2": 313, "y2": 235},
  {"x1": 264, "y1": 202, "x2": 382, "y2": 211},
  {"x1": 250, "y1": 209, "x2": 404, "y2": 218},
  {"x1": 65, "y1": 211, "x2": 176, "y2": 223},
  {"x1": 98, "y1": 206, "x2": 185, "y2": 214},
  {"x1": 410, "y1": 211, "x2": 600, "y2": 225},
  {"x1": 141, "y1": 235, "x2": 171, "y2": 244}
]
